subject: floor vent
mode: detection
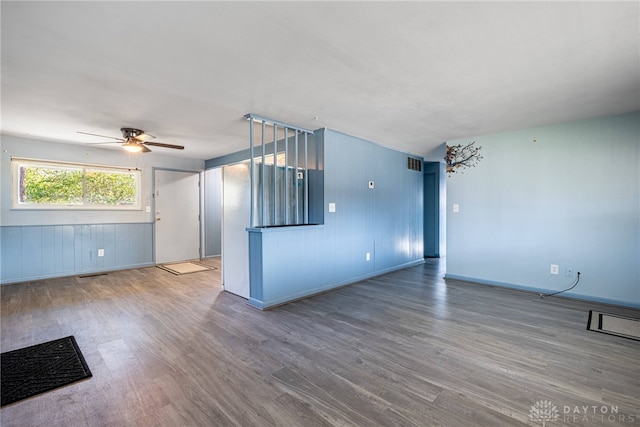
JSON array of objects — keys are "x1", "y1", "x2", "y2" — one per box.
[{"x1": 407, "y1": 157, "x2": 422, "y2": 172}]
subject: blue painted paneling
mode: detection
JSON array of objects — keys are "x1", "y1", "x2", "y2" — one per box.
[
  {"x1": 114, "y1": 224, "x2": 132, "y2": 267},
  {"x1": 247, "y1": 129, "x2": 425, "y2": 309},
  {"x1": 307, "y1": 169, "x2": 324, "y2": 225},
  {"x1": 446, "y1": 112, "x2": 640, "y2": 307},
  {"x1": 250, "y1": 225, "x2": 423, "y2": 308},
  {"x1": 95, "y1": 224, "x2": 104, "y2": 271},
  {"x1": 22, "y1": 227, "x2": 43, "y2": 277},
  {"x1": 140, "y1": 224, "x2": 153, "y2": 265},
  {"x1": 102, "y1": 224, "x2": 116, "y2": 270},
  {"x1": 41, "y1": 226, "x2": 55, "y2": 275},
  {"x1": 0, "y1": 134, "x2": 203, "y2": 283},
  {"x1": 2, "y1": 227, "x2": 22, "y2": 280},
  {"x1": 0, "y1": 223, "x2": 153, "y2": 284},
  {"x1": 79, "y1": 225, "x2": 92, "y2": 271},
  {"x1": 248, "y1": 230, "x2": 263, "y2": 303},
  {"x1": 61, "y1": 225, "x2": 75, "y2": 273}
]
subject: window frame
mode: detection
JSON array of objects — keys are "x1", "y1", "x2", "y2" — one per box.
[{"x1": 11, "y1": 157, "x2": 142, "y2": 210}]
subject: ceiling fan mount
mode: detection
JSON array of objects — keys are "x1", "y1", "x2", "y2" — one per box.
[
  {"x1": 79, "y1": 127, "x2": 184, "y2": 153},
  {"x1": 121, "y1": 128, "x2": 146, "y2": 139}
]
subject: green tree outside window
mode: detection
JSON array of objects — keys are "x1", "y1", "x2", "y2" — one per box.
[{"x1": 15, "y1": 160, "x2": 140, "y2": 209}]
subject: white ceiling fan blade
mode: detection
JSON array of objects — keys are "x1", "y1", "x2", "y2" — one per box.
[
  {"x1": 134, "y1": 133, "x2": 156, "y2": 142},
  {"x1": 77, "y1": 131, "x2": 124, "y2": 141}
]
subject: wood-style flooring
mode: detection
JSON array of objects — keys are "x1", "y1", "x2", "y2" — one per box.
[{"x1": 1, "y1": 258, "x2": 639, "y2": 426}]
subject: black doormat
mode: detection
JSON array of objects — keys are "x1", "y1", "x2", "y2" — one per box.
[
  {"x1": 587, "y1": 311, "x2": 640, "y2": 341},
  {"x1": 1, "y1": 336, "x2": 92, "y2": 406}
]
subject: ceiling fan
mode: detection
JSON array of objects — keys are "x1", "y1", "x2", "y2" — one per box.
[{"x1": 78, "y1": 128, "x2": 184, "y2": 153}]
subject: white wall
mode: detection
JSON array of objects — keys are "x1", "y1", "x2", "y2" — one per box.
[{"x1": 1, "y1": 134, "x2": 204, "y2": 226}]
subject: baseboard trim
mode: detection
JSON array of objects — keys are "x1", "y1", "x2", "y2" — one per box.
[
  {"x1": 444, "y1": 274, "x2": 640, "y2": 309},
  {"x1": 0, "y1": 263, "x2": 155, "y2": 285}
]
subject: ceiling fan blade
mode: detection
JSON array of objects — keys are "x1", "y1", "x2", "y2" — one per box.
[
  {"x1": 77, "y1": 131, "x2": 124, "y2": 141},
  {"x1": 134, "y1": 133, "x2": 156, "y2": 142},
  {"x1": 80, "y1": 129, "x2": 173, "y2": 152},
  {"x1": 144, "y1": 141, "x2": 185, "y2": 150}
]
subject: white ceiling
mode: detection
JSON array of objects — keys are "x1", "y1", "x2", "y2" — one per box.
[{"x1": 2, "y1": 1, "x2": 638, "y2": 161}]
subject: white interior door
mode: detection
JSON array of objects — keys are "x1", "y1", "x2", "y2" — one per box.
[
  {"x1": 155, "y1": 170, "x2": 201, "y2": 264},
  {"x1": 222, "y1": 162, "x2": 250, "y2": 298}
]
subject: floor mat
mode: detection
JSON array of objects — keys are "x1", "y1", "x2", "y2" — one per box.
[
  {"x1": 1, "y1": 336, "x2": 92, "y2": 406},
  {"x1": 156, "y1": 261, "x2": 217, "y2": 275}
]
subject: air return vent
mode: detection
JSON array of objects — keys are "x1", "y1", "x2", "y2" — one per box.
[{"x1": 407, "y1": 157, "x2": 422, "y2": 172}]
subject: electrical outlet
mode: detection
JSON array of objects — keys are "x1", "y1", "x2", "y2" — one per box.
[
  {"x1": 565, "y1": 267, "x2": 574, "y2": 277},
  {"x1": 98, "y1": 249, "x2": 104, "y2": 257},
  {"x1": 368, "y1": 181, "x2": 374, "y2": 189},
  {"x1": 550, "y1": 264, "x2": 559, "y2": 275}
]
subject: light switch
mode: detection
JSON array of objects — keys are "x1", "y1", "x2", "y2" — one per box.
[
  {"x1": 368, "y1": 181, "x2": 374, "y2": 189},
  {"x1": 329, "y1": 202, "x2": 336, "y2": 213},
  {"x1": 453, "y1": 204, "x2": 460, "y2": 213}
]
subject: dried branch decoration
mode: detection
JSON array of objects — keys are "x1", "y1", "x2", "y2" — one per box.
[{"x1": 445, "y1": 141, "x2": 483, "y2": 175}]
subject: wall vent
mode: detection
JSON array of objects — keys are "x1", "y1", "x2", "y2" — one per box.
[{"x1": 407, "y1": 157, "x2": 422, "y2": 172}]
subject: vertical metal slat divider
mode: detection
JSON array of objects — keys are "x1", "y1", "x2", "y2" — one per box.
[
  {"x1": 246, "y1": 113, "x2": 314, "y2": 227},
  {"x1": 284, "y1": 127, "x2": 289, "y2": 225},
  {"x1": 249, "y1": 117, "x2": 255, "y2": 227},
  {"x1": 304, "y1": 131, "x2": 309, "y2": 224},
  {"x1": 294, "y1": 130, "x2": 299, "y2": 224},
  {"x1": 261, "y1": 121, "x2": 266, "y2": 227},
  {"x1": 273, "y1": 124, "x2": 278, "y2": 225}
]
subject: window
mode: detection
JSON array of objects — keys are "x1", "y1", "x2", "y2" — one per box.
[{"x1": 11, "y1": 158, "x2": 141, "y2": 210}]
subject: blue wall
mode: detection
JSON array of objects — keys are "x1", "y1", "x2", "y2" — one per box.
[
  {"x1": 0, "y1": 134, "x2": 204, "y2": 283},
  {"x1": 1, "y1": 223, "x2": 153, "y2": 283},
  {"x1": 247, "y1": 129, "x2": 424, "y2": 309},
  {"x1": 445, "y1": 112, "x2": 640, "y2": 308}
]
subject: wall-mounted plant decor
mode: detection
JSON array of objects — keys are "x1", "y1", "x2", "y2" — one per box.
[{"x1": 445, "y1": 141, "x2": 483, "y2": 175}]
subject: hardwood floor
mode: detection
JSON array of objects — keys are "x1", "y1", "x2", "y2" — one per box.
[{"x1": 1, "y1": 258, "x2": 639, "y2": 426}]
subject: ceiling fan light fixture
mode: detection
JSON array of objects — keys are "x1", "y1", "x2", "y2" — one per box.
[
  {"x1": 81, "y1": 127, "x2": 177, "y2": 153},
  {"x1": 122, "y1": 141, "x2": 143, "y2": 153}
]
